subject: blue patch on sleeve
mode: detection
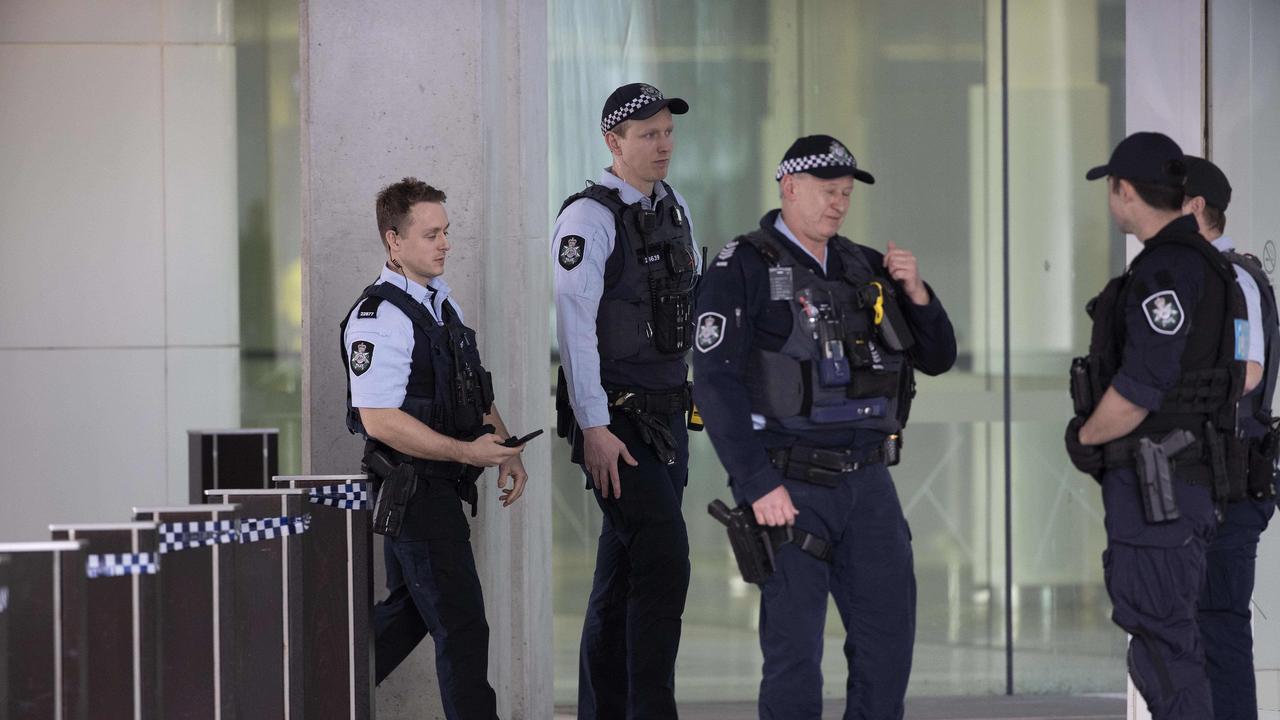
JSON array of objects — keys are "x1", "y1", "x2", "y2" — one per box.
[{"x1": 1235, "y1": 319, "x2": 1250, "y2": 361}]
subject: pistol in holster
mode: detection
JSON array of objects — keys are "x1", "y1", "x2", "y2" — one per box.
[
  {"x1": 708, "y1": 499, "x2": 775, "y2": 584},
  {"x1": 363, "y1": 448, "x2": 419, "y2": 538},
  {"x1": 1135, "y1": 429, "x2": 1195, "y2": 524}
]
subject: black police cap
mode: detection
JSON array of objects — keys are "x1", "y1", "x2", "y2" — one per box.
[
  {"x1": 1085, "y1": 131, "x2": 1187, "y2": 186},
  {"x1": 1182, "y1": 155, "x2": 1232, "y2": 210},
  {"x1": 775, "y1": 134, "x2": 875, "y2": 184},
  {"x1": 600, "y1": 83, "x2": 689, "y2": 134}
]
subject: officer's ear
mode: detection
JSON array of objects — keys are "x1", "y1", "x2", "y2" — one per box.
[
  {"x1": 385, "y1": 228, "x2": 400, "y2": 253},
  {"x1": 604, "y1": 130, "x2": 623, "y2": 158},
  {"x1": 1183, "y1": 195, "x2": 1205, "y2": 216}
]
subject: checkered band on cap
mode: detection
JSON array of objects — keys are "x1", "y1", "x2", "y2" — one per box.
[
  {"x1": 775, "y1": 141, "x2": 860, "y2": 180},
  {"x1": 238, "y1": 514, "x2": 311, "y2": 544},
  {"x1": 87, "y1": 552, "x2": 159, "y2": 578},
  {"x1": 601, "y1": 86, "x2": 665, "y2": 133},
  {"x1": 158, "y1": 520, "x2": 238, "y2": 554},
  {"x1": 309, "y1": 483, "x2": 371, "y2": 511}
]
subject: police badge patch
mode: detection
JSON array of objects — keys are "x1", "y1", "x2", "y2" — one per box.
[
  {"x1": 350, "y1": 341, "x2": 375, "y2": 376},
  {"x1": 559, "y1": 235, "x2": 585, "y2": 271},
  {"x1": 1141, "y1": 290, "x2": 1185, "y2": 335},
  {"x1": 695, "y1": 312, "x2": 726, "y2": 353}
]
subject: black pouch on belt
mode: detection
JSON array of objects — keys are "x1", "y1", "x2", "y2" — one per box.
[
  {"x1": 1248, "y1": 423, "x2": 1280, "y2": 500},
  {"x1": 1135, "y1": 429, "x2": 1194, "y2": 524},
  {"x1": 363, "y1": 449, "x2": 419, "y2": 538}
]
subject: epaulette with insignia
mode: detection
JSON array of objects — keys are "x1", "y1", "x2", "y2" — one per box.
[
  {"x1": 713, "y1": 240, "x2": 740, "y2": 268},
  {"x1": 356, "y1": 295, "x2": 385, "y2": 319}
]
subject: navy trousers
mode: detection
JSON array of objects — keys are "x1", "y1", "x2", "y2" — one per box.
[
  {"x1": 1101, "y1": 467, "x2": 1216, "y2": 720},
  {"x1": 577, "y1": 410, "x2": 691, "y2": 720},
  {"x1": 374, "y1": 475, "x2": 498, "y2": 720},
  {"x1": 753, "y1": 464, "x2": 916, "y2": 720},
  {"x1": 1199, "y1": 492, "x2": 1275, "y2": 720}
]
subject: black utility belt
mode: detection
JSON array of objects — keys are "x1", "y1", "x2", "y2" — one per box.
[
  {"x1": 606, "y1": 385, "x2": 690, "y2": 415},
  {"x1": 768, "y1": 434, "x2": 902, "y2": 487},
  {"x1": 1101, "y1": 435, "x2": 1213, "y2": 487},
  {"x1": 366, "y1": 441, "x2": 467, "y2": 480}
]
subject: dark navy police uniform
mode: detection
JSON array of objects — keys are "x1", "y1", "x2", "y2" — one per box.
[
  {"x1": 342, "y1": 265, "x2": 499, "y2": 720},
  {"x1": 1186, "y1": 154, "x2": 1280, "y2": 720},
  {"x1": 693, "y1": 136, "x2": 955, "y2": 720},
  {"x1": 553, "y1": 82, "x2": 698, "y2": 719}
]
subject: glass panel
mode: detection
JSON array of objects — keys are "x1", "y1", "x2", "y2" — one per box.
[
  {"x1": 1209, "y1": 0, "x2": 1280, "y2": 673},
  {"x1": 1006, "y1": 0, "x2": 1126, "y2": 693},
  {"x1": 235, "y1": 0, "x2": 303, "y2": 473},
  {"x1": 549, "y1": 0, "x2": 1128, "y2": 703}
]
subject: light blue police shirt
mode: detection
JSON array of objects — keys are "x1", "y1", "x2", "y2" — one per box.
[
  {"x1": 1213, "y1": 236, "x2": 1265, "y2": 366},
  {"x1": 552, "y1": 169, "x2": 701, "y2": 429},
  {"x1": 344, "y1": 264, "x2": 462, "y2": 409}
]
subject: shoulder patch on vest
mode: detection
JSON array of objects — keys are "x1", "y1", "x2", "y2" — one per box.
[
  {"x1": 558, "y1": 235, "x2": 585, "y2": 270},
  {"x1": 356, "y1": 296, "x2": 384, "y2": 319},
  {"x1": 1142, "y1": 290, "x2": 1185, "y2": 335},
  {"x1": 713, "y1": 240, "x2": 739, "y2": 268},
  {"x1": 695, "y1": 312, "x2": 726, "y2": 352},
  {"x1": 349, "y1": 340, "x2": 375, "y2": 376}
]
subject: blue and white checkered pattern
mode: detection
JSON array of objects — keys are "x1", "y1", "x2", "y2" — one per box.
[
  {"x1": 158, "y1": 520, "x2": 238, "y2": 554},
  {"x1": 86, "y1": 552, "x2": 159, "y2": 579},
  {"x1": 601, "y1": 87, "x2": 664, "y2": 133},
  {"x1": 238, "y1": 514, "x2": 311, "y2": 543},
  {"x1": 308, "y1": 483, "x2": 371, "y2": 511},
  {"x1": 775, "y1": 141, "x2": 860, "y2": 181}
]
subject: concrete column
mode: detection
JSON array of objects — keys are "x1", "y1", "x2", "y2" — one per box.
[
  {"x1": 299, "y1": 1, "x2": 551, "y2": 718},
  {"x1": 1124, "y1": 3, "x2": 1204, "y2": 717}
]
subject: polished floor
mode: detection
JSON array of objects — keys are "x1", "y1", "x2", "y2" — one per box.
[{"x1": 554, "y1": 694, "x2": 1125, "y2": 719}]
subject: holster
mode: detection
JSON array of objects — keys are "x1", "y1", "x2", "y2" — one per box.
[
  {"x1": 1135, "y1": 430, "x2": 1194, "y2": 524},
  {"x1": 708, "y1": 499, "x2": 775, "y2": 584},
  {"x1": 363, "y1": 448, "x2": 418, "y2": 538},
  {"x1": 707, "y1": 499, "x2": 834, "y2": 585}
]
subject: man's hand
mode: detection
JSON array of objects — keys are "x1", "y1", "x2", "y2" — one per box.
[
  {"x1": 583, "y1": 425, "x2": 638, "y2": 499},
  {"x1": 884, "y1": 241, "x2": 930, "y2": 306},
  {"x1": 497, "y1": 454, "x2": 528, "y2": 507},
  {"x1": 751, "y1": 484, "x2": 799, "y2": 527},
  {"x1": 458, "y1": 433, "x2": 523, "y2": 468}
]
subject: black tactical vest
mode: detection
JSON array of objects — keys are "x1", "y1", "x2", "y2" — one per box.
[
  {"x1": 340, "y1": 281, "x2": 494, "y2": 444},
  {"x1": 740, "y1": 229, "x2": 916, "y2": 435},
  {"x1": 1084, "y1": 228, "x2": 1246, "y2": 440},
  {"x1": 1223, "y1": 250, "x2": 1280, "y2": 439},
  {"x1": 558, "y1": 182, "x2": 698, "y2": 391}
]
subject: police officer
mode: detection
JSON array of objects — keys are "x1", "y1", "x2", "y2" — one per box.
[
  {"x1": 343, "y1": 177, "x2": 530, "y2": 720},
  {"x1": 552, "y1": 82, "x2": 700, "y2": 719},
  {"x1": 1184, "y1": 155, "x2": 1278, "y2": 720},
  {"x1": 1065, "y1": 133, "x2": 1248, "y2": 720},
  {"x1": 692, "y1": 135, "x2": 956, "y2": 719}
]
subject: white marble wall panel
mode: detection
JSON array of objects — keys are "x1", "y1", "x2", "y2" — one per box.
[
  {"x1": 164, "y1": 347, "x2": 239, "y2": 502},
  {"x1": 0, "y1": 0, "x2": 161, "y2": 44},
  {"x1": 163, "y1": 0, "x2": 233, "y2": 44},
  {"x1": 163, "y1": 44, "x2": 239, "y2": 347},
  {"x1": 0, "y1": 348, "x2": 167, "y2": 541},
  {"x1": 0, "y1": 44, "x2": 166, "y2": 349}
]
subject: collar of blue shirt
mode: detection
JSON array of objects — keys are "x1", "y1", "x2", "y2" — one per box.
[
  {"x1": 376, "y1": 264, "x2": 453, "y2": 323},
  {"x1": 1210, "y1": 235, "x2": 1235, "y2": 253},
  {"x1": 773, "y1": 212, "x2": 829, "y2": 274},
  {"x1": 599, "y1": 167, "x2": 672, "y2": 208}
]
